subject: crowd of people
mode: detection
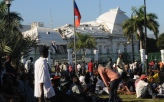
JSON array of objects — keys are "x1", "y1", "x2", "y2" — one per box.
[
  {"x1": 0, "y1": 55, "x2": 36, "y2": 102},
  {"x1": 1, "y1": 46, "x2": 164, "y2": 102}
]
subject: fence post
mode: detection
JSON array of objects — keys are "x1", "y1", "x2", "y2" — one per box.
[
  {"x1": 160, "y1": 50, "x2": 164, "y2": 63},
  {"x1": 140, "y1": 49, "x2": 145, "y2": 72},
  {"x1": 67, "y1": 49, "x2": 73, "y2": 65},
  {"x1": 94, "y1": 50, "x2": 99, "y2": 61}
]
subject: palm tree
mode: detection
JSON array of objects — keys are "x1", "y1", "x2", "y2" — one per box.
[
  {"x1": 69, "y1": 32, "x2": 97, "y2": 56},
  {"x1": 0, "y1": 1, "x2": 23, "y2": 34},
  {"x1": 122, "y1": 6, "x2": 159, "y2": 50},
  {"x1": 0, "y1": 1, "x2": 37, "y2": 65}
]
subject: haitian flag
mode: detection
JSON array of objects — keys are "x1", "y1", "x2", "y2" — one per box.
[{"x1": 74, "y1": 1, "x2": 81, "y2": 27}]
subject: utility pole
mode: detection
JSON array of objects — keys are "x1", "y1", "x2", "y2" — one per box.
[
  {"x1": 99, "y1": 0, "x2": 102, "y2": 15},
  {"x1": 50, "y1": 9, "x2": 53, "y2": 29},
  {"x1": 144, "y1": 0, "x2": 148, "y2": 76}
]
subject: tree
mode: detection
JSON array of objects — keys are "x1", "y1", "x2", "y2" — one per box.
[
  {"x1": 157, "y1": 33, "x2": 164, "y2": 50},
  {"x1": 122, "y1": 6, "x2": 159, "y2": 50},
  {"x1": 0, "y1": 1, "x2": 37, "y2": 65},
  {"x1": 147, "y1": 37, "x2": 160, "y2": 53},
  {"x1": 69, "y1": 32, "x2": 97, "y2": 56}
]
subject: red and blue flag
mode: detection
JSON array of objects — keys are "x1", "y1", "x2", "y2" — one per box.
[{"x1": 74, "y1": 1, "x2": 81, "y2": 27}]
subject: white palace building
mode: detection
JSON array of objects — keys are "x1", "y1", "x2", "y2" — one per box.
[
  {"x1": 22, "y1": 6, "x2": 139, "y2": 54},
  {"x1": 22, "y1": 6, "x2": 140, "y2": 64}
]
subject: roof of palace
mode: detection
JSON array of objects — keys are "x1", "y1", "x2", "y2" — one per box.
[{"x1": 54, "y1": 6, "x2": 129, "y2": 38}]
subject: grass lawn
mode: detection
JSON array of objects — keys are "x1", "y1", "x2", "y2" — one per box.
[{"x1": 99, "y1": 95, "x2": 164, "y2": 102}]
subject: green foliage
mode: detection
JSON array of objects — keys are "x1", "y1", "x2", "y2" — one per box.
[
  {"x1": 157, "y1": 33, "x2": 164, "y2": 50},
  {"x1": 122, "y1": 6, "x2": 159, "y2": 49},
  {"x1": 69, "y1": 32, "x2": 97, "y2": 55},
  {"x1": 147, "y1": 37, "x2": 160, "y2": 53},
  {"x1": 0, "y1": 1, "x2": 37, "y2": 64}
]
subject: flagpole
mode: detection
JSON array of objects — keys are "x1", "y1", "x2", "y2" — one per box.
[{"x1": 73, "y1": 0, "x2": 77, "y2": 75}]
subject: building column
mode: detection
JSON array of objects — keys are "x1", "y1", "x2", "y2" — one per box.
[
  {"x1": 94, "y1": 50, "x2": 99, "y2": 61},
  {"x1": 67, "y1": 49, "x2": 73, "y2": 65},
  {"x1": 160, "y1": 50, "x2": 164, "y2": 63},
  {"x1": 140, "y1": 49, "x2": 145, "y2": 72},
  {"x1": 48, "y1": 50, "x2": 51, "y2": 70}
]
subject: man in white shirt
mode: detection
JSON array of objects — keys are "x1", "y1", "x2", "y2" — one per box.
[
  {"x1": 35, "y1": 46, "x2": 55, "y2": 102},
  {"x1": 116, "y1": 54, "x2": 125, "y2": 75},
  {"x1": 136, "y1": 75, "x2": 157, "y2": 99}
]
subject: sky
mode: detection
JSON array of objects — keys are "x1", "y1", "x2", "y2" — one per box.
[{"x1": 6, "y1": 0, "x2": 164, "y2": 34}]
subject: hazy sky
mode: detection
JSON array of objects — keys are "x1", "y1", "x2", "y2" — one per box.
[{"x1": 7, "y1": 0, "x2": 164, "y2": 34}]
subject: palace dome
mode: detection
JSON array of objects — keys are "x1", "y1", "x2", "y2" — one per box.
[{"x1": 96, "y1": 6, "x2": 129, "y2": 34}]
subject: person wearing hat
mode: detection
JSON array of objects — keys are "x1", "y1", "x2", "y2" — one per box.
[{"x1": 136, "y1": 75, "x2": 158, "y2": 99}]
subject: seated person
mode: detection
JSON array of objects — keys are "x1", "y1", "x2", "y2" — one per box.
[
  {"x1": 148, "y1": 69, "x2": 160, "y2": 83},
  {"x1": 155, "y1": 80, "x2": 163, "y2": 94},
  {"x1": 134, "y1": 70, "x2": 142, "y2": 90},
  {"x1": 149, "y1": 78, "x2": 158, "y2": 90},
  {"x1": 18, "y1": 74, "x2": 36, "y2": 102},
  {"x1": 2, "y1": 74, "x2": 20, "y2": 102},
  {"x1": 79, "y1": 74, "x2": 85, "y2": 85},
  {"x1": 62, "y1": 77, "x2": 71, "y2": 93},
  {"x1": 83, "y1": 76, "x2": 92, "y2": 94},
  {"x1": 127, "y1": 73, "x2": 135, "y2": 92},
  {"x1": 135, "y1": 78, "x2": 140, "y2": 90},
  {"x1": 136, "y1": 75, "x2": 158, "y2": 99},
  {"x1": 95, "y1": 75, "x2": 107, "y2": 94},
  {"x1": 70, "y1": 76, "x2": 86, "y2": 102},
  {"x1": 52, "y1": 76, "x2": 73, "y2": 102},
  {"x1": 118, "y1": 79, "x2": 130, "y2": 92},
  {"x1": 1, "y1": 93, "x2": 20, "y2": 102}
]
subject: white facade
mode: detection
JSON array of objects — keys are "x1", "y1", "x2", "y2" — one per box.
[
  {"x1": 22, "y1": 6, "x2": 139, "y2": 55},
  {"x1": 54, "y1": 6, "x2": 139, "y2": 54},
  {"x1": 22, "y1": 23, "x2": 68, "y2": 54}
]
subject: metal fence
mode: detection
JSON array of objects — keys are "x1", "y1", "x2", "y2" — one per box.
[
  {"x1": 51, "y1": 53, "x2": 68, "y2": 64},
  {"x1": 98, "y1": 52, "x2": 140, "y2": 64},
  {"x1": 28, "y1": 52, "x2": 141, "y2": 66},
  {"x1": 127, "y1": 52, "x2": 141, "y2": 62},
  {"x1": 99, "y1": 53, "x2": 118, "y2": 63},
  {"x1": 148, "y1": 52, "x2": 161, "y2": 63}
]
